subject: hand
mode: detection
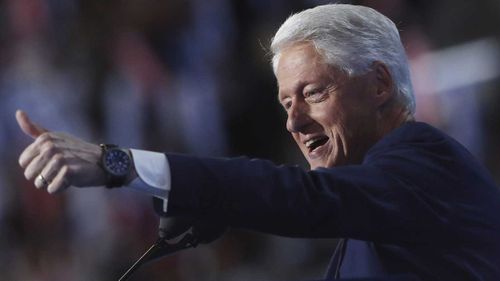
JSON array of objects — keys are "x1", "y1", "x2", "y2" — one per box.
[{"x1": 16, "y1": 110, "x2": 107, "y2": 193}]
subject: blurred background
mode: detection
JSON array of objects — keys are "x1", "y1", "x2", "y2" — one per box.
[{"x1": 1, "y1": 0, "x2": 500, "y2": 280}]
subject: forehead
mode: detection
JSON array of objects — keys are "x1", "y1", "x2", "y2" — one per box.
[
  {"x1": 276, "y1": 43, "x2": 325, "y2": 79},
  {"x1": 276, "y1": 43, "x2": 339, "y2": 98}
]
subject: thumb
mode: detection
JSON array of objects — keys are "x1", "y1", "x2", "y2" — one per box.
[{"x1": 15, "y1": 110, "x2": 49, "y2": 139}]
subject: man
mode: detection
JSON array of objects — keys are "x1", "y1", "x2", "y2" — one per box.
[{"x1": 16, "y1": 4, "x2": 500, "y2": 281}]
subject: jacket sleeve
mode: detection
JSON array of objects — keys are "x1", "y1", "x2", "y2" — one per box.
[{"x1": 164, "y1": 140, "x2": 498, "y2": 247}]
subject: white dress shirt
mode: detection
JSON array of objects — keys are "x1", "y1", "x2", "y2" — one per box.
[{"x1": 127, "y1": 149, "x2": 171, "y2": 203}]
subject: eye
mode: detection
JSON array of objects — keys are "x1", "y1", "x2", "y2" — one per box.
[
  {"x1": 303, "y1": 90, "x2": 317, "y2": 98},
  {"x1": 304, "y1": 89, "x2": 327, "y2": 103},
  {"x1": 281, "y1": 98, "x2": 292, "y2": 110}
]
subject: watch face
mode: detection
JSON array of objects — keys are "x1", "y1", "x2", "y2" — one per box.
[{"x1": 104, "y1": 149, "x2": 131, "y2": 177}]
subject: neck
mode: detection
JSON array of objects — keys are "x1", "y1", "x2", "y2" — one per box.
[{"x1": 377, "y1": 103, "x2": 414, "y2": 139}]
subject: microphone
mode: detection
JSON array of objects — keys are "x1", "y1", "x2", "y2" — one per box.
[
  {"x1": 159, "y1": 216, "x2": 196, "y2": 239},
  {"x1": 154, "y1": 197, "x2": 227, "y2": 243},
  {"x1": 118, "y1": 198, "x2": 227, "y2": 281},
  {"x1": 159, "y1": 216, "x2": 227, "y2": 243}
]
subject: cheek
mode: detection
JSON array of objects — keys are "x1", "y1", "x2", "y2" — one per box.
[
  {"x1": 291, "y1": 133, "x2": 301, "y2": 145},
  {"x1": 314, "y1": 109, "x2": 352, "y2": 144},
  {"x1": 313, "y1": 104, "x2": 343, "y2": 129},
  {"x1": 291, "y1": 132, "x2": 308, "y2": 152}
]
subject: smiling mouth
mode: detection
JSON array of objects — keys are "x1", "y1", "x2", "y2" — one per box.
[{"x1": 305, "y1": 136, "x2": 329, "y2": 153}]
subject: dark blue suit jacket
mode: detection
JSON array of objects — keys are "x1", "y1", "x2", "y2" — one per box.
[{"x1": 165, "y1": 122, "x2": 500, "y2": 280}]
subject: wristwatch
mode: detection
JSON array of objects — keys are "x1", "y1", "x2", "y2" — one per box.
[{"x1": 100, "y1": 144, "x2": 133, "y2": 188}]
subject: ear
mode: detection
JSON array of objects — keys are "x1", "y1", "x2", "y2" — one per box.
[{"x1": 372, "y1": 61, "x2": 394, "y2": 107}]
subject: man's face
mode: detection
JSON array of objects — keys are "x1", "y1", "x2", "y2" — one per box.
[{"x1": 276, "y1": 43, "x2": 381, "y2": 169}]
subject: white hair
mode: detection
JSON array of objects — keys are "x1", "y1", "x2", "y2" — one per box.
[{"x1": 271, "y1": 4, "x2": 415, "y2": 114}]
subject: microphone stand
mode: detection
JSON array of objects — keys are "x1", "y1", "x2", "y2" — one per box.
[{"x1": 118, "y1": 233, "x2": 198, "y2": 281}]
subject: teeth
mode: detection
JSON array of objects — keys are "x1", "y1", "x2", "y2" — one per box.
[
  {"x1": 305, "y1": 138, "x2": 320, "y2": 148},
  {"x1": 305, "y1": 136, "x2": 329, "y2": 149},
  {"x1": 305, "y1": 139, "x2": 315, "y2": 148}
]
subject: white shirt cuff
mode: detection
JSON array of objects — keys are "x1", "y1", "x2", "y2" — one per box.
[{"x1": 127, "y1": 149, "x2": 171, "y2": 201}]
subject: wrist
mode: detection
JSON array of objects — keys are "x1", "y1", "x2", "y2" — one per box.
[{"x1": 124, "y1": 149, "x2": 138, "y2": 185}]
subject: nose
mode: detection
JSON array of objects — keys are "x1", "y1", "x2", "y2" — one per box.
[{"x1": 286, "y1": 101, "x2": 312, "y2": 133}]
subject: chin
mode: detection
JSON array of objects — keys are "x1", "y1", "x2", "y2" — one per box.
[
  {"x1": 308, "y1": 157, "x2": 341, "y2": 170},
  {"x1": 308, "y1": 161, "x2": 328, "y2": 170}
]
